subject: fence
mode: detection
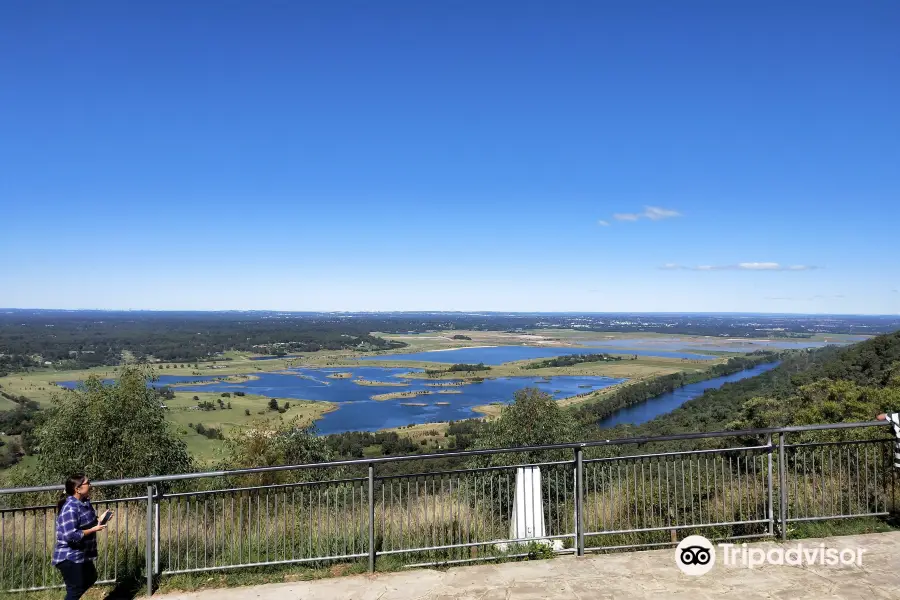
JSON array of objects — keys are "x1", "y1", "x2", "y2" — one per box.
[{"x1": 0, "y1": 421, "x2": 896, "y2": 595}]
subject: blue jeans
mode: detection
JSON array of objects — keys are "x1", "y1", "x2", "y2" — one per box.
[{"x1": 55, "y1": 560, "x2": 97, "y2": 600}]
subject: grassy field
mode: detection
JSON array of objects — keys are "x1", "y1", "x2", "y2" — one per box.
[
  {"x1": 0, "y1": 394, "x2": 18, "y2": 410},
  {"x1": 162, "y1": 390, "x2": 336, "y2": 465}
]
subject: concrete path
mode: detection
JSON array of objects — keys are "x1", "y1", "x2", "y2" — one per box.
[{"x1": 157, "y1": 532, "x2": 900, "y2": 600}]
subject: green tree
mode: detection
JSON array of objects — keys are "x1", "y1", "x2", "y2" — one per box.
[
  {"x1": 470, "y1": 387, "x2": 578, "y2": 465},
  {"x1": 33, "y1": 365, "x2": 193, "y2": 484},
  {"x1": 731, "y1": 377, "x2": 900, "y2": 444},
  {"x1": 222, "y1": 418, "x2": 334, "y2": 485}
]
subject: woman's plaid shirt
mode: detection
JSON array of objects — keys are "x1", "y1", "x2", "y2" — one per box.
[{"x1": 51, "y1": 496, "x2": 98, "y2": 565}]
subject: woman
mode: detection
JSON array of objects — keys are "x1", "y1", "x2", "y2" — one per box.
[{"x1": 52, "y1": 474, "x2": 112, "y2": 600}]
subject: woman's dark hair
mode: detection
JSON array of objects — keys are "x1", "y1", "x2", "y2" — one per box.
[{"x1": 56, "y1": 473, "x2": 87, "y2": 512}]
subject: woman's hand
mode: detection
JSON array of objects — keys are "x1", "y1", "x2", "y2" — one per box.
[{"x1": 84, "y1": 524, "x2": 107, "y2": 535}]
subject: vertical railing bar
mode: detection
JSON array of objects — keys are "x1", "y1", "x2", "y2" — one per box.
[
  {"x1": 463, "y1": 474, "x2": 469, "y2": 549},
  {"x1": 315, "y1": 486, "x2": 321, "y2": 558},
  {"x1": 166, "y1": 497, "x2": 172, "y2": 574},
  {"x1": 700, "y1": 454, "x2": 715, "y2": 523},
  {"x1": 863, "y1": 445, "x2": 869, "y2": 515},
  {"x1": 431, "y1": 475, "x2": 436, "y2": 552},
  {"x1": 681, "y1": 457, "x2": 688, "y2": 527},
  {"x1": 641, "y1": 459, "x2": 647, "y2": 530},
  {"x1": 291, "y1": 487, "x2": 296, "y2": 560},
  {"x1": 19, "y1": 506, "x2": 23, "y2": 591},
  {"x1": 809, "y1": 448, "x2": 817, "y2": 521},
  {"x1": 777, "y1": 432, "x2": 787, "y2": 540},
  {"x1": 591, "y1": 463, "x2": 599, "y2": 533},
  {"x1": 382, "y1": 479, "x2": 387, "y2": 553},
  {"x1": 145, "y1": 485, "x2": 154, "y2": 597},
  {"x1": 665, "y1": 456, "x2": 671, "y2": 527},
  {"x1": 617, "y1": 462, "x2": 624, "y2": 528},
  {"x1": 630, "y1": 461, "x2": 636, "y2": 529},
  {"x1": 837, "y1": 447, "x2": 843, "y2": 516},
  {"x1": 489, "y1": 472, "x2": 495, "y2": 542},
  {"x1": 798, "y1": 448, "x2": 806, "y2": 518},
  {"x1": 124, "y1": 499, "x2": 129, "y2": 577},
  {"x1": 656, "y1": 458, "x2": 663, "y2": 530},
  {"x1": 154, "y1": 494, "x2": 160, "y2": 577},
  {"x1": 856, "y1": 446, "x2": 862, "y2": 516},
  {"x1": 575, "y1": 447, "x2": 584, "y2": 556},
  {"x1": 651, "y1": 456, "x2": 658, "y2": 529},
  {"x1": 823, "y1": 448, "x2": 829, "y2": 517},
  {"x1": 712, "y1": 454, "x2": 719, "y2": 525},
  {"x1": 726, "y1": 454, "x2": 731, "y2": 528},
  {"x1": 255, "y1": 490, "x2": 260, "y2": 565},
  {"x1": 273, "y1": 490, "x2": 278, "y2": 562},
  {"x1": 30, "y1": 509, "x2": 35, "y2": 590},
  {"x1": 368, "y1": 464, "x2": 375, "y2": 573},
  {"x1": 43, "y1": 508, "x2": 49, "y2": 588},
  {"x1": 1, "y1": 512, "x2": 5, "y2": 591},
  {"x1": 754, "y1": 451, "x2": 760, "y2": 522},
  {"x1": 788, "y1": 448, "x2": 803, "y2": 517},
  {"x1": 204, "y1": 494, "x2": 209, "y2": 569},
  {"x1": 238, "y1": 492, "x2": 243, "y2": 566},
  {"x1": 566, "y1": 464, "x2": 572, "y2": 537},
  {"x1": 688, "y1": 457, "x2": 695, "y2": 526}
]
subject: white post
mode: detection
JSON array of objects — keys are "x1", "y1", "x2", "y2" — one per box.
[
  {"x1": 494, "y1": 466, "x2": 563, "y2": 552},
  {"x1": 510, "y1": 466, "x2": 545, "y2": 540}
]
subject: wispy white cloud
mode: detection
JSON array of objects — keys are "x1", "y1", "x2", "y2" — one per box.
[
  {"x1": 738, "y1": 262, "x2": 782, "y2": 270},
  {"x1": 643, "y1": 206, "x2": 681, "y2": 220},
  {"x1": 612, "y1": 206, "x2": 681, "y2": 222},
  {"x1": 765, "y1": 294, "x2": 845, "y2": 301},
  {"x1": 597, "y1": 220, "x2": 610, "y2": 227},
  {"x1": 662, "y1": 263, "x2": 819, "y2": 272}
]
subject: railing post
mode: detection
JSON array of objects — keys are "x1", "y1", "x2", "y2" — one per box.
[
  {"x1": 146, "y1": 484, "x2": 155, "y2": 596},
  {"x1": 575, "y1": 447, "x2": 584, "y2": 556},
  {"x1": 777, "y1": 432, "x2": 788, "y2": 540},
  {"x1": 154, "y1": 490, "x2": 161, "y2": 577},
  {"x1": 766, "y1": 434, "x2": 774, "y2": 537},
  {"x1": 368, "y1": 464, "x2": 376, "y2": 573}
]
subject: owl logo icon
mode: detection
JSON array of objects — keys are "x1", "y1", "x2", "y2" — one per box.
[{"x1": 675, "y1": 535, "x2": 716, "y2": 576}]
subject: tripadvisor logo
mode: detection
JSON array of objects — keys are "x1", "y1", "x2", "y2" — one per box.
[
  {"x1": 675, "y1": 535, "x2": 867, "y2": 576},
  {"x1": 675, "y1": 535, "x2": 716, "y2": 576}
]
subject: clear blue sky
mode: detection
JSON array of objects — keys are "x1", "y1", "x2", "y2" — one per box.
[{"x1": 1, "y1": 1, "x2": 898, "y2": 314}]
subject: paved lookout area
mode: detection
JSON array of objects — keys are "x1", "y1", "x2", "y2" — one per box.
[{"x1": 158, "y1": 532, "x2": 900, "y2": 600}]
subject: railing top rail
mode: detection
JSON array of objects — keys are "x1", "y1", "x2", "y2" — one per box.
[{"x1": 0, "y1": 420, "x2": 889, "y2": 494}]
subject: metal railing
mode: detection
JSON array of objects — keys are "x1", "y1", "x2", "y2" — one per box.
[{"x1": 0, "y1": 421, "x2": 896, "y2": 595}]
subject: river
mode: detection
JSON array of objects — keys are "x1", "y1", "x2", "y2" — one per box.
[{"x1": 596, "y1": 362, "x2": 780, "y2": 428}]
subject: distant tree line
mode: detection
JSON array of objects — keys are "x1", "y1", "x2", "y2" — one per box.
[
  {"x1": 524, "y1": 353, "x2": 623, "y2": 369},
  {"x1": 323, "y1": 430, "x2": 421, "y2": 458},
  {"x1": 447, "y1": 363, "x2": 491, "y2": 372},
  {"x1": 0, "y1": 312, "x2": 410, "y2": 370}
]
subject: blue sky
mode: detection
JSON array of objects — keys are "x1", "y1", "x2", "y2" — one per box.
[{"x1": 1, "y1": 1, "x2": 898, "y2": 314}]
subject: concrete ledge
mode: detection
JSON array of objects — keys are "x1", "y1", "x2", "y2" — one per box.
[{"x1": 157, "y1": 531, "x2": 900, "y2": 600}]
